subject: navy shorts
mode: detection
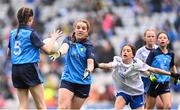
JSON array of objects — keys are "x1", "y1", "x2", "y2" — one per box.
[
  {"x1": 147, "y1": 81, "x2": 170, "y2": 97},
  {"x1": 60, "y1": 80, "x2": 90, "y2": 98},
  {"x1": 12, "y1": 63, "x2": 43, "y2": 89},
  {"x1": 142, "y1": 77, "x2": 151, "y2": 94},
  {"x1": 116, "y1": 92, "x2": 144, "y2": 109}
]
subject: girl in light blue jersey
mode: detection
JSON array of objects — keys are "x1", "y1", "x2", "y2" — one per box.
[
  {"x1": 49, "y1": 19, "x2": 95, "y2": 109},
  {"x1": 145, "y1": 32, "x2": 178, "y2": 109},
  {"x1": 98, "y1": 44, "x2": 180, "y2": 110},
  {"x1": 7, "y1": 7, "x2": 62, "y2": 109}
]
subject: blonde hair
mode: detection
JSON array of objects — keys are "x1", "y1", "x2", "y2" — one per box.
[
  {"x1": 144, "y1": 29, "x2": 156, "y2": 37},
  {"x1": 73, "y1": 19, "x2": 91, "y2": 34}
]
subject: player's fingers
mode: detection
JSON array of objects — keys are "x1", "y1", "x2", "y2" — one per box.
[
  {"x1": 52, "y1": 57, "x2": 55, "y2": 61},
  {"x1": 55, "y1": 30, "x2": 60, "y2": 34},
  {"x1": 56, "y1": 29, "x2": 60, "y2": 32},
  {"x1": 49, "y1": 57, "x2": 53, "y2": 61},
  {"x1": 59, "y1": 31, "x2": 63, "y2": 35},
  {"x1": 49, "y1": 56, "x2": 54, "y2": 60},
  {"x1": 56, "y1": 31, "x2": 63, "y2": 37}
]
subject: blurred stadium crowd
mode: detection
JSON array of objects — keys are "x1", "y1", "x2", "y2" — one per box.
[{"x1": 0, "y1": 0, "x2": 180, "y2": 109}]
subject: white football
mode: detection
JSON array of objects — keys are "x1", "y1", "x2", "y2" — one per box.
[{"x1": 43, "y1": 38, "x2": 59, "y2": 52}]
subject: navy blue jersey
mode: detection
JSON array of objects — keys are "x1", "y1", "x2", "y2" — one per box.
[
  {"x1": 146, "y1": 47, "x2": 175, "y2": 82},
  {"x1": 9, "y1": 25, "x2": 44, "y2": 64},
  {"x1": 61, "y1": 37, "x2": 95, "y2": 85}
]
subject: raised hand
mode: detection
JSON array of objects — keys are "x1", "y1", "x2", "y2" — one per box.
[{"x1": 50, "y1": 29, "x2": 63, "y2": 40}]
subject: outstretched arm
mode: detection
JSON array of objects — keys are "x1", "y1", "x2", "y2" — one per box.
[
  {"x1": 87, "y1": 59, "x2": 94, "y2": 72},
  {"x1": 83, "y1": 59, "x2": 94, "y2": 80},
  {"x1": 98, "y1": 62, "x2": 112, "y2": 69},
  {"x1": 171, "y1": 65, "x2": 177, "y2": 73},
  {"x1": 49, "y1": 43, "x2": 69, "y2": 61},
  {"x1": 147, "y1": 66, "x2": 180, "y2": 79},
  {"x1": 148, "y1": 67, "x2": 171, "y2": 75},
  {"x1": 58, "y1": 43, "x2": 69, "y2": 55}
]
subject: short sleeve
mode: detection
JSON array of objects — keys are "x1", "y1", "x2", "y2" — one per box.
[
  {"x1": 170, "y1": 53, "x2": 175, "y2": 68},
  {"x1": 30, "y1": 31, "x2": 44, "y2": 48},
  {"x1": 135, "y1": 48, "x2": 141, "y2": 59},
  {"x1": 135, "y1": 58, "x2": 150, "y2": 72},
  {"x1": 85, "y1": 41, "x2": 95, "y2": 59},
  {"x1": 111, "y1": 56, "x2": 121, "y2": 68},
  {"x1": 146, "y1": 50, "x2": 155, "y2": 66}
]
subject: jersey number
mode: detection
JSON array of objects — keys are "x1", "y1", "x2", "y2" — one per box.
[{"x1": 14, "y1": 41, "x2": 22, "y2": 56}]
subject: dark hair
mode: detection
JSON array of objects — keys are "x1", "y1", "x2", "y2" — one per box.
[
  {"x1": 121, "y1": 44, "x2": 136, "y2": 57},
  {"x1": 156, "y1": 31, "x2": 172, "y2": 49},
  {"x1": 15, "y1": 7, "x2": 33, "y2": 39},
  {"x1": 157, "y1": 31, "x2": 169, "y2": 40}
]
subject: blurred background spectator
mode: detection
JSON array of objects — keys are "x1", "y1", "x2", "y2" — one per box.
[{"x1": 0, "y1": 0, "x2": 180, "y2": 109}]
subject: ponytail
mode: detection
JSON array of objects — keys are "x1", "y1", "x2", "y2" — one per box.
[
  {"x1": 70, "y1": 32, "x2": 76, "y2": 43},
  {"x1": 15, "y1": 27, "x2": 20, "y2": 40},
  {"x1": 15, "y1": 7, "x2": 33, "y2": 40}
]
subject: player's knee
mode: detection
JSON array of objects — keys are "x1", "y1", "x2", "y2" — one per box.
[
  {"x1": 58, "y1": 104, "x2": 71, "y2": 109},
  {"x1": 36, "y1": 103, "x2": 46, "y2": 109},
  {"x1": 34, "y1": 98, "x2": 46, "y2": 109},
  {"x1": 19, "y1": 105, "x2": 28, "y2": 110},
  {"x1": 156, "y1": 105, "x2": 163, "y2": 109},
  {"x1": 163, "y1": 103, "x2": 171, "y2": 109},
  {"x1": 19, "y1": 102, "x2": 28, "y2": 110},
  {"x1": 145, "y1": 103, "x2": 154, "y2": 109},
  {"x1": 156, "y1": 102, "x2": 163, "y2": 109},
  {"x1": 58, "y1": 100, "x2": 71, "y2": 109}
]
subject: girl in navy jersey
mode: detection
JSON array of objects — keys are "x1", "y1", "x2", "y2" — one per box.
[
  {"x1": 49, "y1": 19, "x2": 95, "y2": 109},
  {"x1": 98, "y1": 44, "x2": 180, "y2": 110},
  {"x1": 145, "y1": 32, "x2": 178, "y2": 109},
  {"x1": 7, "y1": 7, "x2": 62, "y2": 109}
]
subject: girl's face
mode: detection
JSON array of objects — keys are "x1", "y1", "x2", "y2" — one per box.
[
  {"x1": 74, "y1": 21, "x2": 89, "y2": 41},
  {"x1": 145, "y1": 30, "x2": 156, "y2": 46},
  {"x1": 121, "y1": 45, "x2": 134, "y2": 61},
  {"x1": 157, "y1": 33, "x2": 169, "y2": 47}
]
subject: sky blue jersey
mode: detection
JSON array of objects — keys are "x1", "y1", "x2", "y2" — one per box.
[
  {"x1": 146, "y1": 47, "x2": 175, "y2": 82},
  {"x1": 61, "y1": 37, "x2": 95, "y2": 85},
  {"x1": 9, "y1": 25, "x2": 44, "y2": 64}
]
